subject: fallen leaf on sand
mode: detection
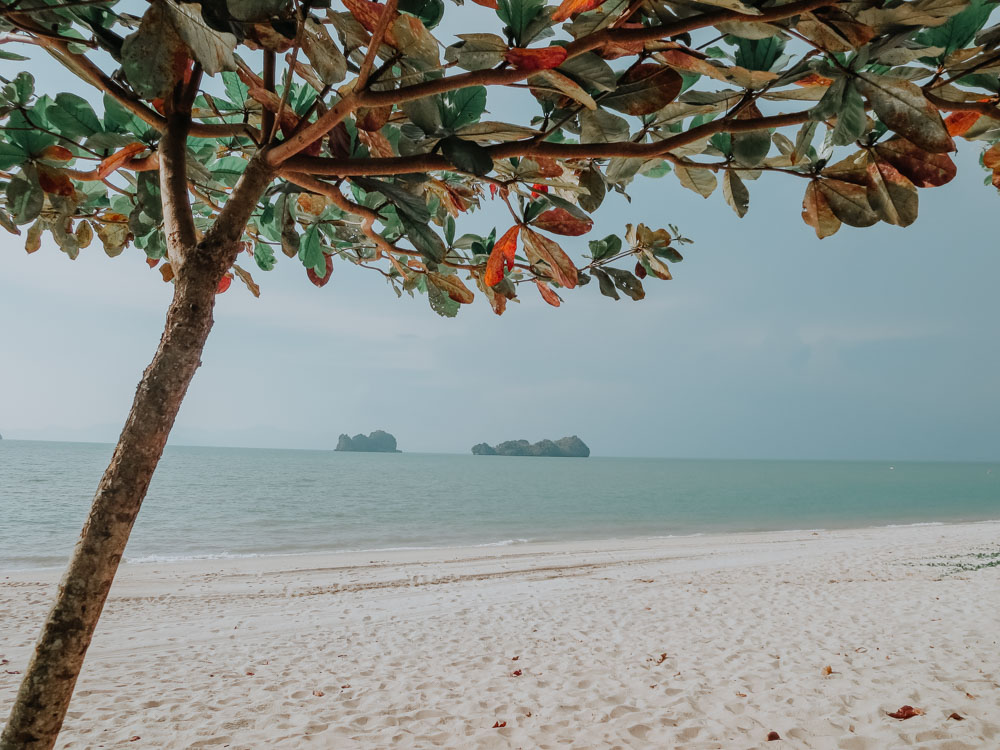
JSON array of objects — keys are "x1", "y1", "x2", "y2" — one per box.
[
  {"x1": 823, "y1": 665, "x2": 833, "y2": 675},
  {"x1": 245, "y1": 671, "x2": 255, "y2": 676},
  {"x1": 492, "y1": 721, "x2": 507, "y2": 728},
  {"x1": 736, "y1": 692, "x2": 747, "y2": 698},
  {"x1": 652, "y1": 653, "x2": 668, "y2": 665},
  {"x1": 887, "y1": 705, "x2": 924, "y2": 720},
  {"x1": 341, "y1": 684, "x2": 351, "y2": 689},
  {"x1": 511, "y1": 670, "x2": 522, "y2": 677},
  {"x1": 767, "y1": 730, "x2": 781, "y2": 741},
  {"x1": 511, "y1": 656, "x2": 520, "y2": 661},
  {"x1": 129, "y1": 737, "x2": 140, "y2": 742},
  {"x1": 949, "y1": 712, "x2": 965, "y2": 721},
  {"x1": 312, "y1": 690, "x2": 325, "y2": 697},
  {"x1": 966, "y1": 692, "x2": 976, "y2": 699}
]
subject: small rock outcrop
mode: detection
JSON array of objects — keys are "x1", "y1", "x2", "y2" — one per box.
[
  {"x1": 335, "y1": 430, "x2": 401, "y2": 453},
  {"x1": 471, "y1": 436, "x2": 589, "y2": 458}
]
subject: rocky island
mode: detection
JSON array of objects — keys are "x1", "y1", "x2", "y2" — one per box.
[
  {"x1": 472, "y1": 436, "x2": 589, "y2": 458},
  {"x1": 335, "y1": 430, "x2": 401, "y2": 453}
]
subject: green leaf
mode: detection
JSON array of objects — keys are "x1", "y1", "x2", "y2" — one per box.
[
  {"x1": 732, "y1": 36, "x2": 785, "y2": 71},
  {"x1": 580, "y1": 109, "x2": 630, "y2": 144},
  {"x1": 298, "y1": 223, "x2": 326, "y2": 273},
  {"x1": 5, "y1": 111, "x2": 57, "y2": 157},
  {"x1": 604, "y1": 267, "x2": 645, "y2": 300},
  {"x1": 440, "y1": 136, "x2": 494, "y2": 177},
  {"x1": 0, "y1": 141, "x2": 28, "y2": 170},
  {"x1": 208, "y1": 156, "x2": 248, "y2": 187},
  {"x1": 222, "y1": 71, "x2": 250, "y2": 108},
  {"x1": 855, "y1": 74, "x2": 954, "y2": 153},
  {"x1": 6, "y1": 176, "x2": 43, "y2": 225},
  {"x1": 121, "y1": 1, "x2": 189, "y2": 99},
  {"x1": 399, "y1": 0, "x2": 445, "y2": 28},
  {"x1": 47, "y1": 93, "x2": 102, "y2": 139},
  {"x1": 917, "y1": 0, "x2": 997, "y2": 57},
  {"x1": 557, "y1": 53, "x2": 616, "y2": 92},
  {"x1": 810, "y1": 77, "x2": 847, "y2": 122},
  {"x1": 731, "y1": 128, "x2": 770, "y2": 166},
  {"x1": 1, "y1": 72, "x2": 34, "y2": 106},
  {"x1": 440, "y1": 87, "x2": 487, "y2": 131},
  {"x1": 592, "y1": 267, "x2": 620, "y2": 300},
  {"x1": 165, "y1": 1, "x2": 238, "y2": 76},
  {"x1": 445, "y1": 34, "x2": 508, "y2": 71},
  {"x1": 0, "y1": 50, "x2": 29, "y2": 62},
  {"x1": 402, "y1": 96, "x2": 443, "y2": 135},
  {"x1": 831, "y1": 81, "x2": 867, "y2": 146},
  {"x1": 352, "y1": 176, "x2": 430, "y2": 223},
  {"x1": 722, "y1": 169, "x2": 749, "y2": 217},
  {"x1": 588, "y1": 234, "x2": 622, "y2": 261},
  {"x1": 302, "y1": 18, "x2": 347, "y2": 85},
  {"x1": 400, "y1": 214, "x2": 446, "y2": 263},
  {"x1": 427, "y1": 279, "x2": 460, "y2": 317},
  {"x1": 253, "y1": 240, "x2": 277, "y2": 271},
  {"x1": 497, "y1": 0, "x2": 546, "y2": 46},
  {"x1": 226, "y1": 0, "x2": 289, "y2": 21}
]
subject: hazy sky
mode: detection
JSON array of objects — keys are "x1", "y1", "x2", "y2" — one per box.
[{"x1": 2, "y1": 16, "x2": 999, "y2": 460}]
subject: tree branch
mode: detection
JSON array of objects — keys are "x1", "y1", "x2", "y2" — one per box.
[
  {"x1": 925, "y1": 91, "x2": 1000, "y2": 118},
  {"x1": 283, "y1": 110, "x2": 813, "y2": 177},
  {"x1": 356, "y1": 0, "x2": 398, "y2": 90},
  {"x1": 159, "y1": 69, "x2": 202, "y2": 268}
]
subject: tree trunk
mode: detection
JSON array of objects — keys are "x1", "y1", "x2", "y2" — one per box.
[{"x1": 0, "y1": 260, "x2": 223, "y2": 750}]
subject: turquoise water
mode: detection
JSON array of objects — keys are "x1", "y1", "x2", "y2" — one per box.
[{"x1": 0, "y1": 439, "x2": 997, "y2": 569}]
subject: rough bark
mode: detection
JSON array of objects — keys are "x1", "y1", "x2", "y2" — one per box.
[{"x1": 0, "y1": 155, "x2": 274, "y2": 750}]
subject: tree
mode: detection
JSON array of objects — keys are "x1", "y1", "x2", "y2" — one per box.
[{"x1": 1, "y1": 0, "x2": 998, "y2": 746}]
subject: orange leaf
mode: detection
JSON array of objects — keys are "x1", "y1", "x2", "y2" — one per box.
[
  {"x1": 470, "y1": 0, "x2": 498, "y2": 7},
  {"x1": 532, "y1": 207, "x2": 593, "y2": 236},
  {"x1": 873, "y1": 138, "x2": 956, "y2": 188},
  {"x1": 36, "y1": 165, "x2": 75, "y2": 197},
  {"x1": 794, "y1": 73, "x2": 834, "y2": 87},
  {"x1": 551, "y1": 0, "x2": 603, "y2": 22},
  {"x1": 97, "y1": 142, "x2": 148, "y2": 180},
  {"x1": 945, "y1": 110, "x2": 980, "y2": 137},
  {"x1": 521, "y1": 228, "x2": 578, "y2": 289},
  {"x1": 342, "y1": 0, "x2": 391, "y2": 33},
  {"x1": 887, "y1": 705, "x2": 923, "y2": 720},
  {"x1": 492, "y1": 721, "x2": 507, "y2": 729},
  {"x1": 801, "y1": 180, "x2": 840, "y2": 239},
  {"x1": 217, "y1": 273, "x2": 233, "y2": 294},
  {"x1": 504, "y1": 46, "x2": 568, "y2": 71},
  {"x1": 146, "y1": 257, "x2": 160, "y2": 269},
  {"x1": 484, "y1": 225, "x2": 520, "y2": 286},
  {"x1": 159, "y1": 263, "x2": 175, "y2": 283},
  {"x1": 535, "y1": 279, "x2": 561, "y2": 307},
  {"x1": 983, "y1": 143, "x2": 1000, "y2": 170},
  {"x1": 39, "y1": 145, "x2": 74, "y2": 162}
]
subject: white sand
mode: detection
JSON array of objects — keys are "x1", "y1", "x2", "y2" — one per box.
[{"x1": 2, "y1": 522, "x2": 999, "y2": 749}]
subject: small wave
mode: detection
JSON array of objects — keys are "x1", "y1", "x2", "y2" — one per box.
[
  {"x1": 125, "y1": 551, "x2": 264, "y2": 564},
  {"x1": 474, "y1": 538, "x2": 530, "y2": 547}
]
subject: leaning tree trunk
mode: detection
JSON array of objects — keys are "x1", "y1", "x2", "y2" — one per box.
[{"x1": 0, "y1": 257, "x2": 225, "y2": 749}]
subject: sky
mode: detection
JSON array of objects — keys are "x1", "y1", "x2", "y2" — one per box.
[{"x1": 1, "y1": 11, "x2": 999, "y2": 461}]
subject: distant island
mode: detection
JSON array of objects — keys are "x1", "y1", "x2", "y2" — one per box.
[
  {"x1": 472, "y1": 436, "x2": 590, "y2": 458},
  {"x1": 335, "y1": 430, "x2": 400, "y2": 453}
]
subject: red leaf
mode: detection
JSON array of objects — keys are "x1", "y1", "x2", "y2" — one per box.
[
  {"x1": 129, "y1": 737, "x2": 141, "y2": 742},
  {"x1": 551, "y1": 0, "x2": 603, "y2": 23},
  {"x1": 470, "y1": 0, "x2": 498, "y2": 7},
  {"x1": 147, "y1": 257, "x2": 160, "y2": 268},
  {"x1": 767, "y1": 731, "x2": 781, "y2": 741},
  {"x1": 492, "y1": 721, "x2": 507, "y2": 728},
  {"x1": 535, "y1": 279, "x2": 561, "y2": 307},
  {"x1": 634, "y1": 260, "x2": 647, "y2": 279},
  {"x1": 608, "y1": 64, "x2": 683, "y2": 116},
  {"x1": 511, "y1": 669, "x2": 522, "y2": 676},
  {"x1": 511, "y1": 656, "x2": 520, "y2": 661},
  {"x1": 36, "y1": 165, "x2": 75, "y2": 197},
  {"x1": 307, "y1": 255, "x2": 334, "y2": 288},
  {"x1": 504, "y1": 46, "x2": 568, "y2": 71},
  {"x1": 532, "y1": 207, "x2": 592, "y2": 236},
  {"x1": 945, "y1": 110, "x2": 980, "y2": 137},
  {"x1": 217, "y1": 274, "x2": 233, "y2": 294},
  {"x1": 873, "y1": 138, "x2": 956, "y2": 188},
  {"x1": 484, "y1": 225, "x2": 520, "y2": 286},
  {"x1": 887, "y1": 705, "x2": 923, "y2": 720},
  {"x1": 97, "y1": 142, "x2": 148, "y2": 180},
  {"x1": 949, "y1": 712, "x2": 965, "y2": 721}
]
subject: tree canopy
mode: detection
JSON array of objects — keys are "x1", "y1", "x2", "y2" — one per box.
[{"x1": 1, "y1": 0, "x2": 998, "y2": 317}]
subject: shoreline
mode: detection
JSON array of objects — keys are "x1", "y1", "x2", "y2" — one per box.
[{"x1": 5, "y1": 515, "x2": 1000, "y2": 574}]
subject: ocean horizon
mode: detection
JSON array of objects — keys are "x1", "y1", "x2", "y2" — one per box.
[{"x1": 2, "y1": 439, "x2": 997, "y2": 570}]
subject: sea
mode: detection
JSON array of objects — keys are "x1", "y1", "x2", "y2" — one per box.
[{"x1": 1, "y1": 439, "x2": 998, "y2": 570}]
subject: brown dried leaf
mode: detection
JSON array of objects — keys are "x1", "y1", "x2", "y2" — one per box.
[{"x1": 887, "y1": 705, "x2": 923, "y2": 720}]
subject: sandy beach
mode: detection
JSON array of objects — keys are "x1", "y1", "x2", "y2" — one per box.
[{"x1": 2, "y1": 522, "x2": 999, "y2": 749}]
